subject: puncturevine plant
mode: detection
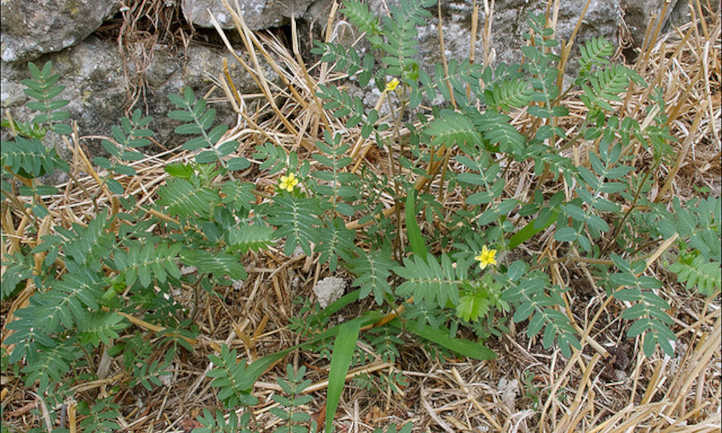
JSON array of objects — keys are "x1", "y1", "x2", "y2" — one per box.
[{"x1": 1, "y1": 1, "x2": 719, "y2": 432}]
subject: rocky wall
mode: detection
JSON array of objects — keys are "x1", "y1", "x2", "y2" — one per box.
[{"x1": 1, "y1": 0, "x2": 692, "y2": 159}]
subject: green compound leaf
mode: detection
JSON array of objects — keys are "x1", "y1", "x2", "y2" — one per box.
[
  {"x1": 456, "y1": 290, "x2": 493, "y2": 322},
  {"x1": 0, "y1": 252, "x2": 33, "y2": 300},
  {"x1": 267, "y1": 195, "x2": 322, "y2": 256},
  {"x1": 379, "y1": 0, "x2": 432, "y2": 80},
  {"x1": 1, "y1": 136, "x2": 68, "y2": 179},
  {"x1": 341, "y1": 0, "x2": 382, "y2": 44},
  {"x1": 226, "y1": 223, "x2": 274, "y2": 254},
  {"x1": 484, "y1": 78, "x2": 534, "y2": 112},
  {"x1": 157, "y1": 178, "x2": 218, "y2": 218},
  {"x1": 19, "y1": 61, "x2": 71, "y2": 134},
  {"x1": 434, "y1": 60, "x2": 485, "y2": 107},
  {"x1": 77, "y1": 397, "x2": 121, "y2": 433},
  {"x1": 168, "y1": 87, "x2": 237, "y2": 165},
  {"x1": 181, "y1": 249, "x2": 247, "y2": 281},
  {"x1": 78, "y1": 312, "x2": 128, "y2": 347},
  {"x1": 220, "y1": 180, "x2": 256, "y2": 209},
  {"x1": 668, "y1": 256, "x2": 721, "y2": 296},
  {"x1": 207, "y1": 345, "x2": 259, "y2": 409},
  {"x1": 501, "y1": 267, "x2": 580, "y2": 358},
  {"x1": 318, "y1": 218, "x2": 357, "y2": 272},
  {"x1": 423, "y1": 110, "x2": 482, "y2": 151},
  {"x1": 468, "y1": 110, "x2": 527, "y2": 154},
  {"x1": 610, "y1": 262, "x2": 677, "y2": 357},
  {"x1": 349, "y1": 250, "x2": 395, "y2": 305},
  {"x1": 578, "y1": 37, "x2": 614, "y2": 73},
  {"x1": 393, "y1": 253, "x2": 463, "y2": 309},
  {"x1": 114, "y1": 241, "x2": 182, "y2": 288},
  {"x1": 21, "y1": 340, "x2": 79, "y2": 394},
  {"x1": 312, "y1": 41, "x2": 375, "y2": 85},
  {"x1": 30, "y1": 266, "x2": 105, "y2": 334},
  {"x1": 580, "y1": 64, "x2": 645, "y2": 111},
  {"x1": 193, "y1": 409, "x2": 249, "y2": 433}
]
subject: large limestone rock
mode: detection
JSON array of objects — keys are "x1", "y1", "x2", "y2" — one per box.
[
  {"x1": 336, "y1": 0, "x2": 692, "y2": 73},
  {"x1": 0, "y1": 0, "x2": 121, "y2": 62},
  {"x1": 1, "y1": 0, "x2": 696, "y2": 167},
  {"x1": 621, "y1": 0, "x2": 691, "y2": 47},
  {"x1": 181, "y1": 0, "x2": 316, "y2": 29},
  {"x1": 1, "y1": 36, "x2": 277, "y2": 157}
]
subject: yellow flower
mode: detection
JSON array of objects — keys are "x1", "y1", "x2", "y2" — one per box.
[
  {"x1": 384, "y1": 78, "x2": 400, "y2": 93},
  {"x1": 279, "y1": 172, "x2": 299, "y2": 192},
  {"x1": 475, "y1": 246, "x2": 497, "y2": 270}
]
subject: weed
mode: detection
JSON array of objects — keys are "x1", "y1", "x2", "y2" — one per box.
[{"x1": 1, "y1": 1, "x2": 719, "y2": 431}]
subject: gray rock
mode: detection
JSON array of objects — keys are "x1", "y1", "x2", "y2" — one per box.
[
  {"x1": 497, "y1": 377, "x2": 519, "y2": 410},
  {"x1": 1, "y1": 0, "x2": 692, "y2": 172},
  {"x1": 361, "y1": 0, "x2": 623, "y2": 75},
  {"x1": 313, "y1": 276, "x2": 346, "y2": 308},
  {"x1": 321, "y1": 0, "x2": 694, "y2": 117},
  {"x1": 344, "y1": 0, "x2": 689, "y2": 76},
  {"x1": 620, "y1": 0, "x2": 689, "y2": 48},
  {"x1": 0, "y1": 0, "x2": 121, "y2": 63},
  {"x1": 182, "y1": 0, "x2": 315, "y2": 29},
  {"x1": 1, "y1": 35, "x2": 278, "y2": 159},
  {"x1": 304, "y1": 0, "x2": 334, "y2": 26}
]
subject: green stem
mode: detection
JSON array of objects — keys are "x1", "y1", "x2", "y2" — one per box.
[{"x1": 601, "y1": 167, "x2": 653, "y2": 255}]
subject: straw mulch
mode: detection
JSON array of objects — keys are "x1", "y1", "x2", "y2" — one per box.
[{"x1": 1, "y1": 0, "x2": 720, "y2": 431}]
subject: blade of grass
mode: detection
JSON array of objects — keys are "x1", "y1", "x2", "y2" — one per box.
[
  {"x1": 508, "y1": 209, "x2": 559, "y2": 249},
  {"x1": 325, "y1": 319, "x2": 361, "y2": 432},
  {"x1": 311, "y1": 289, "x2": 361, "y2": 325},
  {"x1": 246, "y1": 313, "x2": 380, "y2": 385},
  {"x1": 390, "y1": 318, "x2": 496, "y2": 360},
  {"x1": 405, "y1": 188, "x2": 428, "y2": 260}
]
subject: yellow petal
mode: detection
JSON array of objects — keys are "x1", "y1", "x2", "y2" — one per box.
[{"x1": 385, "y1": 78, "x2": 400, "y2": 92}]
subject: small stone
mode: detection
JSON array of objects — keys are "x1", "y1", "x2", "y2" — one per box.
[
  {"x1": 181, "y1": 266, "x2": 197, "y2": 275},
  {"x1": 613, "y1": 369, "x2": 627, "y2": 382},
  {"x1": 159, "y1": 366, "x2": 173, "y2": 387},
  {"x1": 497, "y1": 377, "x2": 518, "y2": 410},
  {"x1": 313, "y1": 277, "x2": 346, "y2": 308}
]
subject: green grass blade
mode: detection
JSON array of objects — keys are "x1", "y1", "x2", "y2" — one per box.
[
  {"x1": 390, "y1": 318, "x2": 496, "y2": 360},
  {"x1": 325, "y1": 319, "x2": 361, "y2": 432},
  {"x1": 245, "y1": 313, "x2": 381, "y2": 391},
  {"x1": 311, "y1": 289, "x2": 361, "y2": 324},
  {"x1": 405, "y1": 188, "x2": 428, "y2": 260},
  {"x1": 508, "y1": 209, "x2": 559, "y2": 249}
]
